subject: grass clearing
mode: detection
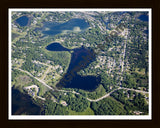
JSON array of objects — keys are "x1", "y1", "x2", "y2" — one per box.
[
  {"x1": 87, "y1": 84, "x2": 106, "y2": 100},
  {"x1": 15, "y1": 75, "x2": 32, "y2": 87},
  {"x1": 135, "y1": 68, "x2": 145, "y2": 75},
  {"x1": 38, "y1": 83, "x2": 50, "y2": 96},
  {"x1": 68, "y1": 106, "x2": 94, "y2": 115}
]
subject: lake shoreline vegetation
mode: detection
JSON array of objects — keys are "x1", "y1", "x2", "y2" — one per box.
[{"x1": 11, "y1": 11, "x2": 149, "y2": 115}]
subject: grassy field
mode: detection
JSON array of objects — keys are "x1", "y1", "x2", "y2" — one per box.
[
  {"x1": 86, "y1": 84, "x2": 106, "y2": 100},
  {"x1": 12, "y1": 29, "x2": 27, "y2": 43},
  {"x1": 68, "y1": 106, "x2": 94, "y2": 115},
  {"x1": 135, "y1": 68, "x2": 145, "y2": 75},
  {"x1": 38, "y1": 83, "x2": 50, "y2": 96}
]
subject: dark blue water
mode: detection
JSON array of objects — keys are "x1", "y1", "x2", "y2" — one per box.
[
  {"x1": 46, "y1": 43, "x2": 100, "y2": 91},
  {"x1": 144, "y1": 30, "x2": 148, "y2": 34},
  {"x1": 16, "y1": 16, "x2": 29, "y2": 26},
  {"x1": 39, "y1": 18, "x2": 89, "y2": 36},
  {"x1": 12, "y1": 87, "x2": 41, "y2": 115},
  {"x1": 46, "y1": 43, "x2": 70, "y2": 51},
  {"x1": 59, "y1": 47, "x2": 100, "y2": 91},
  {"x1": 105, "y1": 22, "x2": 111, "y2": 30},
  {"x1": 62, "y1": 74, "x2": 100, "y2": 91},
  {"x1": 138, "y1": 15, "x2": 148, "y2": 22}
]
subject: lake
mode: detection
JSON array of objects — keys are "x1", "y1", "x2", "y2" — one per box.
[
  {"x1": 144, "y1": 30, "x2": 148, "y2": 34},
  {"x1": 16, "y1": 16, "x2": 29, "y2": 26},
  {"x1": 12, "y1": 87, "x2": 41, "y2": 115},
  {"x1": 138, "y1": 15, "x2": 148, "y2": 22},
  {"x1": 46, "y1": 42, "x2": 70, "y2": 51},
  {"x1": 46, "y1": 43, "x2": 100, "y2": 91},
  {"x1": 38, "y1": 18, "x2": 90, "y2": 36}
]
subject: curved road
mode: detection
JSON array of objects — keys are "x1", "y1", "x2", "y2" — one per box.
[
  {"x1": 87, "y1": 87, "x2": 121, "y2": 102},
  {"x1": 87, "y1": 87, "x2": 149, "y2": 102},
  {"x1": 14, "y1": 68, "x2": 149, "y2": 102}
]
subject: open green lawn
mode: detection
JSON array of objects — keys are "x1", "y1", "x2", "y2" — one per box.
[
  {"x1": 68, "y1": 106, "x2": 94, "y2": 115},
  {"x1": 86, "y1": 84, "x2": 106, "y2": 100}
]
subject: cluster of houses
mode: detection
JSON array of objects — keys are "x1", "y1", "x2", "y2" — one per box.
[
  {"x1": 24, "y1": 85, "x2": 39, "y2": 97},
  {"x1": 24, "y1": 85, "x2": 46, "y2": 101}
]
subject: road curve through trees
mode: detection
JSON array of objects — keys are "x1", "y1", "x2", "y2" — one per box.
[{"x1": 14, "y1": 68, "x2": 149, "y2": 102}]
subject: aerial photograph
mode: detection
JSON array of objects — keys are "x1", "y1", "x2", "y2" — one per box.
[{"x1": 9, "y1": 9, "x2": 151, "y2": 119}]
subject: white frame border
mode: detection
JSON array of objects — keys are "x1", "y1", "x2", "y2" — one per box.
[{"x1": 8, "y1": 8, "x2": 152, "y2": 120}]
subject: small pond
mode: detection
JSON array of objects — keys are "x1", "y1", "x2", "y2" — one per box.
[
  {"x1": 16, "y1": 16, "x2": 29, "y2": 26},
  {"x1": 138, "y1": 15, "x2": 148, "y2": 22}
]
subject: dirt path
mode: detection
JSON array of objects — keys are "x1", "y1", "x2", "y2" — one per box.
[
  {"x1": 41, "y1": 66, "x2": 51, "y2": 81},
  {"x1": 24, "y1": 85, "x2": 39, "y2": 93},
  {"x1": 37, "y1": 96, "x2": 46, "y2": 100},
  {"x1": 32, "y1": 60, "x2": 51, "y2": 67}
]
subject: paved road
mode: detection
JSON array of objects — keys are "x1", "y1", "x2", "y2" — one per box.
[
  {"x1": 24, "y1": 85, "x2": 39, "y2": 93},
  {"x1": 86, "y1": 87, "x2": 148, "y2": 102},
  {"x1": 121, "y1": 87, "x2": 149, "y2": 94},
  {"x1": 15, "y1": 68, "x2": 80, "y2": 94},
  {"x1": 120, "y1": 39, "x2": 127, "y2": 82},
  {"x1": 87, "y1": 87, "x2": 121, "y2": 102},
  {"x1": 15, "y1": 68, "x2": 54, "y2": 90},
  {"x1": 14, "y1": 68, "x2": 149, "y2": 102}
]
